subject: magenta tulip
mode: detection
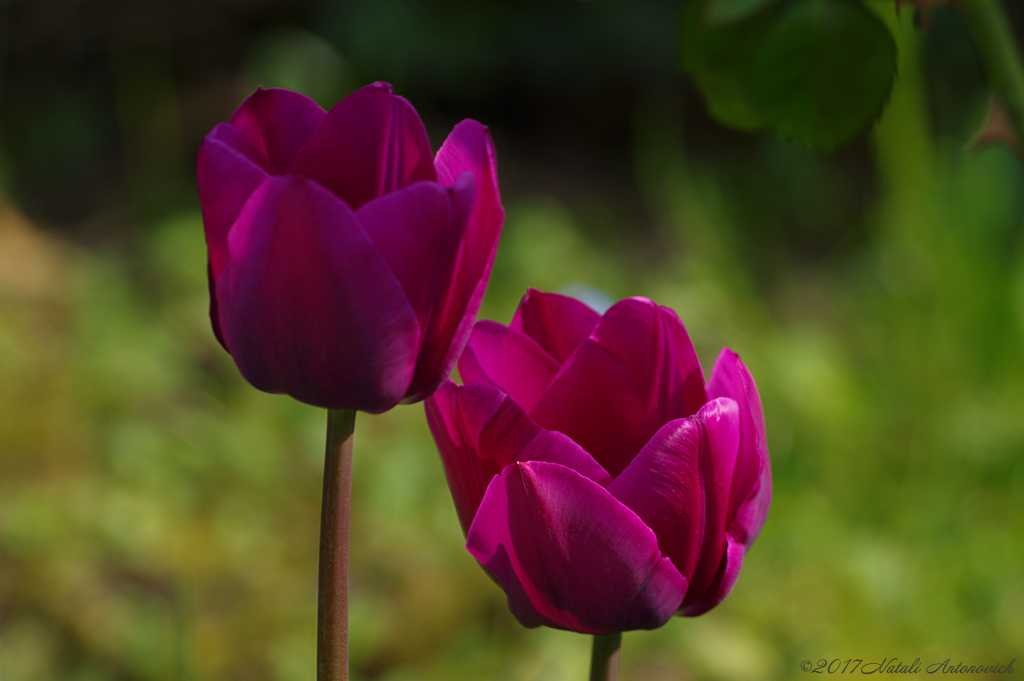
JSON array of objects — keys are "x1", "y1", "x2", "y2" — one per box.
[
  {"x1": 425, "y1": 290, "x2": 771, "y2": 634},
  {"x1": 197, "y1": 82, "x2": 503, "y2": 412}
]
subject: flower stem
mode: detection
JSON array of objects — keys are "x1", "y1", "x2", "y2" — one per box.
[
  {"x1": 318, "y1": 409, "x2": 357, "y2": 681},
  {"x1": 960, "y1": 0, "x2": 1024, "y2": 149},
  {"x1": 589, "y1": 633, "x2": 622, "y2": 681}
]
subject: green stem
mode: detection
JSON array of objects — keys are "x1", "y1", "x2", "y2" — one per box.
[
  {"x1": 318, "y1": 409, "x2": 357, "y2": 681},
  {"x1": 589, "y1": 633, "x2": 622, "y2": 681},
  {"x1": 960, "y1": 0, "x2": 1024, "y2": 149}
]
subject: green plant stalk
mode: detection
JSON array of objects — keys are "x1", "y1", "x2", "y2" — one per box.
[
  {"x1": 318, "y1": 409, "x2": 357, "y2": 681},
  {"x1": 590, "y1": 633, "x2": 622, "y2": 681},
  {"x1": 960, "y1": 0, "x2": 1024, "y2": 148}
]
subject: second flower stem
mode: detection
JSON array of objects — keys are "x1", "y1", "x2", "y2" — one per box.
[
  {"x1": 318, "y1": 409, "x2": 357, "y2": 681},
  {"x1": 590, "y1": 633, "x2": 622, "y2": 681}
]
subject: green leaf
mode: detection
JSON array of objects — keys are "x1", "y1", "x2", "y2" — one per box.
[
  {"x1": 705, "y1": 0, "x2": 783, "y2": 25},
  {"x1": 752, "y1": 0, "x2": 897, "y2": 150},
  {"x1": 680, "y1": 0, "x2": 782, "y2": 131}
]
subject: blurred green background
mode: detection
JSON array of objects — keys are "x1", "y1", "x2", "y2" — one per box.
[{"x1": 1, "y1": 0, "x2": 1023, "y2": 679}]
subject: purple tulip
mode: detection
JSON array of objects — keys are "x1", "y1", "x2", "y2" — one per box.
[
  {"x1": 197, "y1": 82, "x2": 503, "y2": 412},
  {"x1": 425, "y1": 290, "x2": 771, "y2": 634}
]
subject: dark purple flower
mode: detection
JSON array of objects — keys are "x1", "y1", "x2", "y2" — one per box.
[
  {"x1": 425, "y1": 290, "x2": 771, "y2": 633},
  {"x1": 197, "y1": 82, "x2": 503, "y2": 412}
]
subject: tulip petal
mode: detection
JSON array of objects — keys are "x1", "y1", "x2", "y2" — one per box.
[
  {"x1": 458, "y1": 321, "x2": 561, "y2": 412},
  {"x1": 706, "y1": 349, "x2": 772, "y2": 548},
  {"x1": 434, "y1": 120, "x2": 503, "y2": 240},
  {"x1": 197, "y1": 122, "x2": 276, "y2": 351},
  {"x1": 680, "y1": 535, "x2": 746, "y2": 616},
  {"x1": 608, "y1": 398, "x2": 740, "y2": 607},
  {"x1": 288, "y1": 82, "x2": 436, "y2": 210},
  {"x1": 531, "y1": 298, "x2": 708, "y2": 477},
  {"x1": 207, "y1": 260, "x2": 226, "y2": 350},
  {"x1": 467, "y1": 461, "x2": 688, "y2": 633},
  {"x1": 354, "y1": 173, "x2": 483, "y2": 402},
  {"x1": 510, "y1": 289, "x2": 601, "y2": 363},
  {"x1": 355, "y1": 177, "x2": 473, "y2": 378},
  {"x1": 227, "y1": 87, "x2": 326, "y2": 174},
  {"x1": 413, "y1": 120, "x2": 504, "y2": 401},
  {"x1": 203, "y1": 119, "x2": 275, "y2": 173},
  {"x1": 425, "y1": 381, "x2": 611, "y2": 536},
  {"x1": 197, "y1": 123, "x2": 271, "y2": 280},
  {"x1": 215, "y1": 175, "x2": 419, "y2": 411}
]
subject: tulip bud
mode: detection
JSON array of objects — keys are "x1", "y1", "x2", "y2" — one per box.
[{"x1": 198, "y1": 82, "x2": 503, "y2": 412}]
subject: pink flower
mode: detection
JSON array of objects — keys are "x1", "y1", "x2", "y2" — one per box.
[
  {"x1": 425, "y1": 290, "x2": 771, "y2": 633},
  {"x1": 197, "y1": 82, "x2": 503, "y2": 412}
]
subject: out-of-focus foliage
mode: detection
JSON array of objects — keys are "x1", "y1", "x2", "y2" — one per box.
[
  {"x1": 1, "y1": 0, "x2": 1023, "y2": 679},
  {"x1": 681, "y1": 0, "x2": 899, "y2": 150}
]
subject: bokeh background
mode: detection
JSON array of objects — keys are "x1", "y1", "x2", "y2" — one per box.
[{"x1": 2, "y1": 0, "x2": 1023, "y2": 679}]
